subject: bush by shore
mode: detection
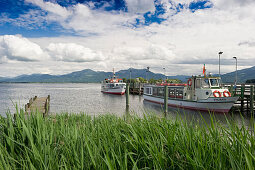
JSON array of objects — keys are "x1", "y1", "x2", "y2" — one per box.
[{"x1": 0, "y1": 110, "x2": 254, "y2": 169}]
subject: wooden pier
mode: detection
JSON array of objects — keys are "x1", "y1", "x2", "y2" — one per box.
[
  {"x1": 25, "y1": 95, "x2": 50, "y2": 116},
  {"x1": 129, "y1": 83, "x2": 144, "y2": 95},
  {"x1": 225, "y1": 84, "x2": 255, "y2": 115}
]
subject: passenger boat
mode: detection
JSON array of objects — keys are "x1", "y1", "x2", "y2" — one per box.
[
  {"x1": 143, "y1": 75, "x2": 239, "y2": 113},
  {"x1": 101, "y1": 69, "x2": 126, "y2": 95}
]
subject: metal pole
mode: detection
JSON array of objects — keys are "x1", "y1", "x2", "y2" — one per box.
[
  {"x1": 219, "y1": 54, "x2": 220, "y2": 77},
  {"x1": 163, "y1": 68, "x2": 166, "y2": 82},
  {"x1": 250, "y1": 85, "x2": 254, "y2": 115},
  {"x1": 164, "y1": 86, "x2": 168, "y2": 115},
  {"x1": 233, "y1": 57, "x2": 237, "y2": 86},
  {"x1": 126, "y1": 83, "x2": 130, "y2": 113},
  {"x1": 235, "y1": 58, "x2": 237, "y2": 85},
  {"x1": 241, "y1": 84, "x2": 245, "y2": 114},
  {"x1": 218, "y1": 52, "x2": 223, "y2": 78},
  {"x1": 129, "y1": 68, "x2": 131, "y2": 83}
]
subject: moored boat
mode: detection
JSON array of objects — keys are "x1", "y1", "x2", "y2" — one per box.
[
  {"x1": 143, "y1": 75, "x2": 239, "y2": 113},
  {"x1": 101, "y1": 69, "x2": 126, "y2": 95}
]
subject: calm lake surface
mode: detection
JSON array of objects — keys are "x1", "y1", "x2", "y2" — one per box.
[{"x1": 0, "y1": 83, "x2": 252, "y2": 126}]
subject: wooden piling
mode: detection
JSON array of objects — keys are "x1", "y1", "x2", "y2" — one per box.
[
  {"x1": 241, "y1": 84, "x2": 245, "y2": 114},
  {"x1": 250, "y1": 85, "x2": 254, "y2": 115},
  {"x1": 139, "y1": 83, "x2": 142, "y2": 95},
  {"x1": 126, "y1": 83, "x2": 130, "y2": 113},
  {"x1": 229, "y1": 85, "x2": 233, "y2": 96},
  {"x1": 164, "y1": 86, "x2": 168, "y2": 115}
]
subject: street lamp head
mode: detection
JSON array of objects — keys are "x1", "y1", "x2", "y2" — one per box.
[
  {"x1": 219, "y1": 52, "x2": 223, "y2": 55},
  {"x1": 233, "y1": 57, "x2": 237, "y2": 59}
]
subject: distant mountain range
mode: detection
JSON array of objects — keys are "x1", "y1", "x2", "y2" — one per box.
[
  {"x1": 0, "y1": 68, "x2": 189, "y2": 83},
  {"x1": 0, "y1": 66, "x2": 254, "y2": 83},
  {"x1": 221, "y1": 66, "x2": 255, "y2": 83}
]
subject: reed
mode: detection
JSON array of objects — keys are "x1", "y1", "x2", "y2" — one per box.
[{"x1": 0, "y1": 109, "x2": 254, "y2": 169}]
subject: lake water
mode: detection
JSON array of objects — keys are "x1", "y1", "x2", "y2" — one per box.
[{"x1": 0, "y1": 83, "x2": 252, "y2": 126}]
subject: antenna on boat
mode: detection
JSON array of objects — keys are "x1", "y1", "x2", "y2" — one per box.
[{"x1": 113, "y1": 68, "x2": 116, "y2": 79}]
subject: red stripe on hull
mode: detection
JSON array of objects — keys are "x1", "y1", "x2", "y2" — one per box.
[
  {"x1": 144, "y1": 99, "x2": 229, "y2": 114},
  {"x1": 102, "y1": 91, "x2": 125, "y2": 95}
]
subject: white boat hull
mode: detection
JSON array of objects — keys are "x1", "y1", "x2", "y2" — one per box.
[
  {"x1": 143, "y1": 95, "x2": 239, "y2": 113},
  {"x1": 101, "y1": 86, "x2": 126, "y2": 95}
]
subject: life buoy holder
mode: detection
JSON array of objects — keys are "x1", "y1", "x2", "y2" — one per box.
[
  {"x1": 223, "y1": 91, "x2": 231, "y2": 97},
  {"x1": 187, "y1": 79, "x2": 192, "y2": 86},
  {"x1": 213, "y1": 90, "x2": 221, "y2": 98}
]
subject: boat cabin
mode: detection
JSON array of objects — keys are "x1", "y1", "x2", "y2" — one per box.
[{"x1": 144, "y1": 76, "x2": 229, "y2": 102}]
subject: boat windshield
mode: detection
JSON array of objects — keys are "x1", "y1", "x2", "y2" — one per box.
[
  {"x1": 201, "y1": 79, "x2": 210, "y2": 88},
  {"x1": 209, "y1": 79, "x2": 219, "y2": 87},
  {"x1": 201, "y1": 78, "x2": 219, "y2": 88}
]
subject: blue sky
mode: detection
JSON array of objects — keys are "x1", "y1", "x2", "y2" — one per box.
[
  {"x1": 0, "y1": 0, "x2": 212, "y2": 37},
  {"x1": 0, "y1": 0, "x2": 255, "y2": 77}
]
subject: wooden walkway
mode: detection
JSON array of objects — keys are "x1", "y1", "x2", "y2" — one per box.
[
  {"x1": 225, "y1": 84, "x2": 255, "y2": 115},
  {"x1": 25, "y1": 95, "x2": 50, "y2": 116},
  {"x1": 129, "y1": 83, "x2": 144, "y2": 95}
]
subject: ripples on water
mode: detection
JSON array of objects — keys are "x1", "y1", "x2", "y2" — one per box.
[{"x1": 0, "y1": 83, "x2": 252, "y2": 126}]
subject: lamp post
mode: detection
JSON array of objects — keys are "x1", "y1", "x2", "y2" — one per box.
[
  {"x1": 163, "y1": 67, "x2": 166, "y2": 82},
  {"x1": 233, "y1": 57, "x2": 237, "y2": 86},
  {"x1": 218, "y1": 51, "x2": 223, "y2": 78},
  {"x1": 129, "y1": 68, "x2": 132, "y2": 83},
  {"x1": 146, "y1": 67, "x2": 150, "y2": 82}
]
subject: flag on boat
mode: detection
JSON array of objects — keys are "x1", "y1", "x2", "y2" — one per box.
[{"x1": 203, "y1": 64, "x2": 206, "y2": 76}]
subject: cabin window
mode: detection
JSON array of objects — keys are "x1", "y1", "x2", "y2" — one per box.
[
  {"x1": 209, "y1": 79, "x2": 219, "y2": 87},
  {"x1": 149, "y1": 88, "x2": 152, "y2": 94},
  {"x1": 196, "y1": 79, "x2": 201, "y2": 88},
  {"x1": 153, "y1": 88, "x2": 158, "y2": 96},
  {"x1": 145, "y1": 87, "x2": 150, "y2": 95},
  {"x1": 202, "y1": 79, "x2": 210, "y2": 88},
  {"x1": 169, "y1": 88, "x2": 175, "y2": 98},
  {"x1": 158, "y1": 87, "x2": 164, "y2": 97},
  {"x1": 176, "y1": 89, "x2": 183, "y2": 99}
]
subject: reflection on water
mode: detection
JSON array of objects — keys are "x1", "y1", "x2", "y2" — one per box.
[{"x1": 0, "y1": 83, "x2": 252, "y2": 127}]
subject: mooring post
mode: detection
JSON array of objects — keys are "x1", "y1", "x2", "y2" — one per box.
[
  {"x1": 164, "y1": 85, "x2": 168, "y2": 116},
  {"x1": 126, "y1": 83, "x2": 130, "y2": 113},
  {"x1": 139, "y1": 82, "x2": 142, "y2": 95},
  {"x1": 241, "y1": 84, "x2": 245, "y2": 114},
  {"x1": 250, "y1": 85, "x2": 254, "y2": 115},
  {"x1": 230, "y1": 84, "x2": 233, "y2": 96}
]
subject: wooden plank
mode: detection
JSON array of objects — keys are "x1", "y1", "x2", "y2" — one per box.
[{"x1": 25, "y1": 95, "x2": 50, "y2": 116}]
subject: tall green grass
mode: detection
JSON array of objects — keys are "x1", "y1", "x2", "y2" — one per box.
[{"x1": 0, "y1": 109, "x2": 254, "y2": 169}]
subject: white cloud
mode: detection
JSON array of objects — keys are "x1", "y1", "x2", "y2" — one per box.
[
  {"x1": 125, "y1": 0, "x2": 155, "y2": 14},
  {"x1": 47, "y1": 43, "x2": 105, "y2": 62},
  {"x1": 25, "y1": 0, "x2": 71, "y2": 19},
  {"x1": 0, "y1": 35, "x2": 48, "y2": 62},
  {"x1": 1, "y1": 0, "x2": 255, "y2": 77}
]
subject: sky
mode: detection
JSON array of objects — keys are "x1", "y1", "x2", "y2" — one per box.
[{"x1": 0, "y1": 0, "x2": 255, "y2": 77}]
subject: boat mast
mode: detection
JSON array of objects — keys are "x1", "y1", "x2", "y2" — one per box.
[{"x1": 113, "y1": 68, "x2": 116, "y2": 79}]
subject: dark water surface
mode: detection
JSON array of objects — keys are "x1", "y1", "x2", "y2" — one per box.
[{"x1": 0, "y1": 83, "x2": 252, "y2": 126}]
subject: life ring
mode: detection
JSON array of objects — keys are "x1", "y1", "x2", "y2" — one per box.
[
  {"x1": 223, "y1": 91, "x2": 231, "y2": 97},
  {"x1": 187, "y1": 79, "x2": 192, "y2": 86},
  {"x1": 213, "y1": 90, "x2": 221, "y2": 98}
]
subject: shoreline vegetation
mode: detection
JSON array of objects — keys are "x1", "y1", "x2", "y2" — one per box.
[{"x1": 0, "y1": 110, "x2": 254, "y2": 169}]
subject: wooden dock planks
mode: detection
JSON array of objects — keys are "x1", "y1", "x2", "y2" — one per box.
[{"x1": 25, "y1": 95, "x2": 50, "y2": 116}]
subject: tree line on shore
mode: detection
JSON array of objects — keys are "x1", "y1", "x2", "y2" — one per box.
[{"x1": 122, "y1": 77, "x2": 182, "y2": 84}]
